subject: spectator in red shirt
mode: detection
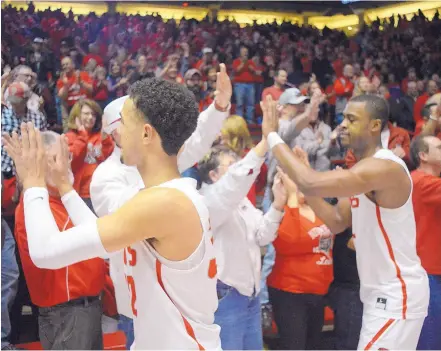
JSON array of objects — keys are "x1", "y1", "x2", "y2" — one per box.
[
  {"x1": 252, "y1": 55, "x2": 265, "y2": 105},
  {"x1": 409, "y1": 135, "x2": 441, "y2": 350},
  {"x1": 92, "y1": 66, "x2": 109, "y2": 110},
  {"x1": 262, "y1": 69, "x2": 287, "y2": 102},
  {"x1": 14, "y1": 131, "x2": 106, "y2": 350},
  {"x1": 194, "y1": 47, "x2": 218, "y2": 79},
  {"x1": 233, "y1": 46, "x2": 257, "y2": 123},
  {"x1": 56, "y1": 56, "x2": 93, "y2": 131},
  {"x1": 333, "y1": 64, "x2": 354, "y2": 124},
  {"x1": 414, "y1": 80, "x2": 439, "y2": 126},
  {"x1": 82, "y1": 43, "x2": 104, "y2": 68}
]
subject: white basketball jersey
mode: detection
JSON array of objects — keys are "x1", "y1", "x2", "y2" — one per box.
[
  {"x1": 123, "y1": 178, "x2": 221, "y2": 350},
  {"x1": 351, "y1": 149, "x2": 429, "y2": 320}
]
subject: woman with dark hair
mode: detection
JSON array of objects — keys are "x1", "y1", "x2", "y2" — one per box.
[{"x1": 65, "y1": 98, "x2": 114, "y2": 209}]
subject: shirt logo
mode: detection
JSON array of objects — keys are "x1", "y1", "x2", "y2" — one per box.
[
  {"x1": 350, "y1": 196, "x2": 359, "y2": 208},
  {"x1": 376, "y1": 297, "x2": 387, "y2": 310}
]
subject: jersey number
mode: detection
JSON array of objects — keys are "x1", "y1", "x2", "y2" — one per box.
[{"x1": 124, "y1": 246, "x2": 138, "y2": 317}]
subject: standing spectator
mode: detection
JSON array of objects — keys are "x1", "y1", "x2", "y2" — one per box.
[
  {"x1": 1, "y1": 82, "x2": 47, "y2": 176},
  {"x1": 194, "y1": 47, "x2": 218, "y2": 79},
  {"x1": 295, "y1": 101, "x2": 333, "y2": 171},
  {"x1": 1, "y1": 218, "x2": 19, "y2": 351},
  {"x1": 401, "y1": 67, "x2": 417, "y2": 94},
  {"x1": 409, "y1": 135, "x2": 441, "y2": 351},
  {"x1": 233, "y1": 46, "x2": 256, "y2": 123},
  {"x1": 262, "y1": 69, "x2": 287, "y2": 102},
  {"x1": 352, "y1": 76, "x2": 370, "y2": 97},
  {"x1": 390, "y1": 81, "x2": 418, "y2": 133},
  {"x1": 107, "y1": 62, "x2": 128, "y2": 101},
  {"x1": 65, "y1": 99, "x2": 114, "y2": 210},
  {"x1": 414, "y1": 80, "x2": 439, "y2": 127},
  {"x1": 311, "y1": 49, "x2": 333, "y2": 88},
  {"x1": 14, "y1": 131, "x2": 106, "y2": 350},
  {"x1": 220, "y1": 115, "x2": 267, "y2": 206},
  {"x1": 57, "y1": 56, "x2": 93, "y2": 131},
  {"x1": 82, "y1": 43, "x2": 104, "y2": 69},
  {"x1": 333, "y1": 64, "x2": 354, "y2": 125},
  {"x1": 184, "y1": 69, "x2": 204, "y2": 103},
  {"x1": 267, "y1": 169, "x2": 334, "y2": 350},
  {"x1": 28, "y1": 37, "x2": 53, "y2": 83},
  {"x1": 198, "y1": 141, "x2": 286, "y2": 350},
  {"x1": 93, "y1": 66, "x2": 109, "y2": 110},
  {"x1": 129, "y1": 55, "x2": 155, "y2": 84},
  {"x1": 252, "y1": 55, "x2": 265, "y2": 105}
]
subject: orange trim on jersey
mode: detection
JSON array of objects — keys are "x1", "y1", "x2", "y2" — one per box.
[
  {"x1": 155, "y1": 259, "x2": 205, "y2": 351},
  {"x1": 375, "y1": 206, "x2": 408, "y2": 319},
  {"x1": 363, "y1": 318, "x2": 395, "y2": 350}
]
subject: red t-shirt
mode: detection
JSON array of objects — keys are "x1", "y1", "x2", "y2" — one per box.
[
  {"x1": 56, "y1": 71, "x2": 93, "y2": 107},
  {"x1": 232, "y1": 59, "x2": 256, "y2": 84},
  {"x1": 411, "y1": 170, "x2": 441, "y2": 275},
  {"x1": 262, "y1": 86, "x2": 285, "y2": 101},
  {"x1": 82, "y1": 54, "x2": 104, "y2": 68},
  {"x1": 268, "y1": 207, "x2": 334, "y2": 295},
  {"x1": 15, "y1": 197, "x2": 106, "y2": 307}
]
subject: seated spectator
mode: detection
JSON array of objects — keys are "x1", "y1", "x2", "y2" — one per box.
[
  {"x1": 185, "y1": 69, "x2": 204, "y2": 103},
  {"x1": 409, "y1": 135, "x2": 441, "y2": 350},
  {"x1": 390, "y1": 81, "x2": 418, "y2": 133},
  {"x1": 220, "y1": 115, "x2": 268, "y2": 206},
  {"x1": 65, "y1": 99, "x2": 114, "y2": 210},
  {"x1": 267, "y1": 167, "x2": 334, "y2": 350},
  {"x1": 14, "y1": 131, "x2": 106, "y2": 350}
]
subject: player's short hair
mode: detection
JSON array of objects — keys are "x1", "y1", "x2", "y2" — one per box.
[
  {"x1": 129, "y1": 78, "x2": 199, "y2": 156},
  {"x1": 410, "y1": 135, "x2": 430, "y2": 169},
  {"x1": 198, "y1": 146, "x2": 239, "y2": 185},
  {"x1": 350, "y1": 94, "x2": 390, "y2": 130}
]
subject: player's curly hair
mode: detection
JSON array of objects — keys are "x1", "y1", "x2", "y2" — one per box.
[{"x1": 129, "y1": 78, "x2": 199, "y2": 156}]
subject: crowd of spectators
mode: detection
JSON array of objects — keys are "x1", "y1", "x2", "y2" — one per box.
[{"x1": 1, "y1": 2, "x2": 441, "y2": 350}]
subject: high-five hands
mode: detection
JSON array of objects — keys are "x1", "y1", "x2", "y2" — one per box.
[
  {"x1": 214, "y1": 63, "x2": 232, "y2": 110},
  {"x1": 272, "y1": 172, "x2": 288, "y2": 211},
  {"x1": 261, "y1": 95, "x2": 279, "y2": 138},
  {"x1": 2, "y1": 122, "x2": 46, "y2": 190}
]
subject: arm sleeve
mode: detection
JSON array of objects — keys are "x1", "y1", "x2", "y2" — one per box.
[
  {"x1": 66, "y1": 131, "x2": 88, "y2": 172},
  {"x1": 177, "y1": 102, "x2": 229, "y2": 172},
  {"x1": 254, "y1": 206, "x2": 284, "y2": 246},
  {"x1": 24, "y1": 187, "x2": 108, "y2": 269},
  {"x1": 61, "y1": 190, "x2": 97, "y2": 225},
  {"x1": 204, "y1": 150, "x2": 265, "y2": 229}
]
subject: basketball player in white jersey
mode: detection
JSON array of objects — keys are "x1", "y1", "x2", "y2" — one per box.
[
  {"x1": 3, "y1": 78, "x2": 222, "y2": 350},
  {"x1": 260, "y1": 94, "x2": 429, "y2": 350}
]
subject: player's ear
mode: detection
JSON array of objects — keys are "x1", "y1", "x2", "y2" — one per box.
[
  {"x1": 371, "y1": 118, "x2": 382, "y2": 133},
  {"x1": 142, "y1": 123, "x2": 154, "y2": 146}
]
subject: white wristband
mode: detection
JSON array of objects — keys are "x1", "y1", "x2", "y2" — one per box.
[{"x1": 267, "y1": 132, "x2": 285, "y2": 149}]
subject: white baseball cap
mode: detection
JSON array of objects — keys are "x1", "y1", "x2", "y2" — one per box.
[
  {"x1": 103, "y1": 96, "x2": 128, "y2": 134},
  {"x1": 279, "y1": 88, "x2": 310, "y2": 105}
]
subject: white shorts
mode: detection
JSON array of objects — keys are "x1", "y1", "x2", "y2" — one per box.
[{"x1": 357, "y1": 313, "x2": 424, "y2": 350}]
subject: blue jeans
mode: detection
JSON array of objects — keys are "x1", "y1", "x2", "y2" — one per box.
[
  {"x1": 118, "y1": 314, "x2": 134, "y2": 350},
  {"x1": 255, "y1": 83, "x2": 264, "y2": 104},
  {"x1": 234, "y1": 83, "x2": 255, "y2": 123},
  {"x1": 417, "y1": 274, "x2": 441, "y2": 350},
  {"x1": 1, "y1": 219, "x2": 19, "y2": 348},
  {"x1": 214, "y1": 281, "x2": 263, "y2": 350},
  {"x1": 259, "y1": 185, "x2": 276, "y2": 304}
]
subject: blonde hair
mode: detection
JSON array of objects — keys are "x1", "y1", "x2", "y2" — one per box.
[
  {"x1": 67, "y1": 99, "x2": 103, "y2": 132},
  {"x1": 221, "y1": 115, "x2": 254, "y2": 155}
]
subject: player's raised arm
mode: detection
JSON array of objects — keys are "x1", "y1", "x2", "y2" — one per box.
[{"x1": 261, "y1": 95, "x2": 410, "y2": 200}]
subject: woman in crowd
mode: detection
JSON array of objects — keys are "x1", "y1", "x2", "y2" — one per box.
[
  {"x1": 219, "y1": 115, "x2": 268, "y2": 206},
  {"x1": 267, "y1": 161, "x2": 334, "y2": 350},
  {"x1": 65, "y1": 99, "x2": 114, "y2": 210},
  {"x1": 107, "y1": 61, "x2": 129, "y2": 101},
  {"x1": 198, "y1": 138, "x2": 287, "y2": 350}
]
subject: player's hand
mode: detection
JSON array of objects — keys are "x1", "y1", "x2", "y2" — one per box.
[
  {"x1": 3, "y1": 122, "x2": 47, "y2": 190},
  {"x1": 272, "y1": 172, "x2": 288, "y2": 211},
  {"x1": 214, "y1": 63, "x2": 232, "y2": 110},
  {"x1": 392, "y1": 145, "x2": 406, "y2": 159},
  {"x1": 293, "y1": 146, "x2": 311, "y2": 168},
  {"x1": 261, "y1": 95, "x2": 279, "y2": 137}
]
